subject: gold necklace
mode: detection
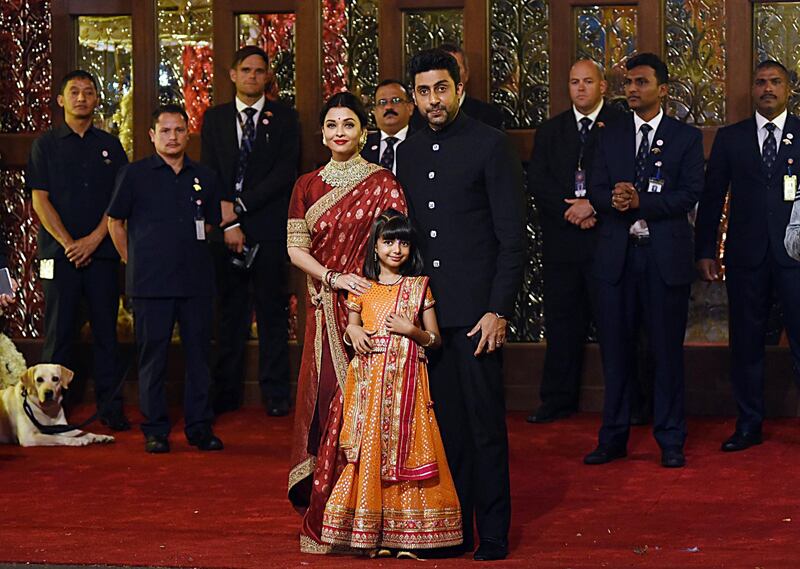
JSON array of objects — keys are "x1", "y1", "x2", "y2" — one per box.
[
  {"x1": 319, "y1": 154, "x2": 375, "y2": 188},
  {"x1": 378, "y1": 275, "x2": 404, "y2": 286}
]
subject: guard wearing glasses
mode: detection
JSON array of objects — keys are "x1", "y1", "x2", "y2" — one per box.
[{"x1": 361, "y1": 79, "x2": 416, "y2": 174}]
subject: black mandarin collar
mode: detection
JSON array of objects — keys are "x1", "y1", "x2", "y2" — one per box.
[
  {"x1": 421, "y1": 108, "x2": 469, "y2": 141},
  {"x1": 148, "y1": 153, "x2": 197, "y2": 175},
  {"x1": 55, "y1": 122, "x2": 100, "y2": 139}
]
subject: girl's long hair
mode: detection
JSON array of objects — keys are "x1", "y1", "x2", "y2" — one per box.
[{"x1": 362, "y1": 209, "x2": 424, "y2": 280}]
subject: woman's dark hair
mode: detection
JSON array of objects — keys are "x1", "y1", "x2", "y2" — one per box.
[
  {"x1": 319, "y1": 91, "x2": 369, "y2": 129},
  {"x1": 363, "y1": 209, "x2": 424, "y2": 280}
]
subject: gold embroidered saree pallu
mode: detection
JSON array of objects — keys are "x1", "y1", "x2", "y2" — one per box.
[{"x1": 321, "y1": 276, "x2": 463, "y2": 550}]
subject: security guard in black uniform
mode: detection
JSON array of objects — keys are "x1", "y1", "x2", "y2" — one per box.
[
  {"x1": 396, "y1": 49, "x2": 525, "y2": 562},
  {"x1": 107, "y1": 104, "x2": 222, "y2": 454},
  {"x1": 27, "y1": 70, "x2": 129, "y2": 430}
]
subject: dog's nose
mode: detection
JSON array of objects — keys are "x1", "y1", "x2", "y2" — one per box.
[{"x1": 43, "y1": 390, "x2": 54, "y2": 401}]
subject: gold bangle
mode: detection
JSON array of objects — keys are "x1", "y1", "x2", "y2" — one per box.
[{"x1": 424, "y1": 331, "x2": 436, "y2": 347}]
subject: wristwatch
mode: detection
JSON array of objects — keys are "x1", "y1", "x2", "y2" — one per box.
[
  {"x1": 493, "y1": 312, "x2": 506, "y2": 320},
  {"x1": 233, "y1": 197, "x2": 247, "y2": 217}
]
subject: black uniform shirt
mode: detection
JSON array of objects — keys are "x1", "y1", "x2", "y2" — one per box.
[
  {"x1": 396, "y1": 111, "x2": 525, "y2": 328},
  {"x1": 107, "y1": 154, "x2": 221, "y2": 298},
  {"x1": 26, "y1": 124, "x2": 128, "y2": 260}
]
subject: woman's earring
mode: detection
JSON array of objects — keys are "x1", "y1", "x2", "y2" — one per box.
[
  {"x1": 359, "y1": 130, "x2": 368, "y2": 149},
  {"x1": 322, "y1": 134, "x2": 327, "y2": 146}
]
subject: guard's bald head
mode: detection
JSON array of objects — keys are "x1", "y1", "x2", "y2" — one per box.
[{"x1": 570, "y1": 59, "x2": 605, "y2": 82}]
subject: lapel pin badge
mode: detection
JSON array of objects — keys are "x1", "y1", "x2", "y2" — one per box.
[
  {"x1": 101, "y1": 150, "x2": 109, "y2": 157},
  {"x1": 656, "y1": 139, "x2": 664, "y2": 146},
  {"x1": 788, "y1": 133, "x2": 794, "y2": 140},
  {"x1": 262, "y1": 118, "x2": 269, "y2": 125},
  {"x1": 652, "y1": 148, "x2": 662, "y2": 155},
  {"x1": 655, "y1": 161, "x2": 663, "y2": 168},
  {"x1": 371, "y1": 145, "x2": 378, "y2": 151},
  {"x1": 596, "y1": 121, "x2": 605, "y2": 128},
  {"x1": 784, "y1": 138, "x2": 793, "y2": 145}
]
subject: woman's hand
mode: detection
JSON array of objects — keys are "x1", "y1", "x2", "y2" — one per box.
[
  {"x1": 333, "y1": 272, "x2": 371, "y2": 295},
  {"x1": 346, "y1": 324, "x2": 374, "y2": 355},
  {"x1": 385, "y1": 313, "x2": 415, "y2": 337}
]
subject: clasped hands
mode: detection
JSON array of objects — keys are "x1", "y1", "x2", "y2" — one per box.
[
  {"x1": 611, "y1": 182, "x2": 640, "y2": 212},
  {"x1": 564, "y1": 198, "x2": 596, "y2": 230},
  {"x1": 347, "y1": 313, "x2": 414, "y2": 355},
  {"x1": 64, "y1": 234, "x2": 102, "y2": 268}
]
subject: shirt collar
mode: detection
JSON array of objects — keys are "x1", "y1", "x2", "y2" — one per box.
[
  {"x1": 459, "y1": 92, "x2": 466, "y2": 107},
  {"x1": 633, "y1": 108, "x2": 664, "y2": 135},
  {"x1": 381, "y1": 125, "x2": 409, "y2": 142},
  {"x1": 572, "y1": 99, "x2": 604, "y2": 128},
  {"x1": 755, "y1": 108, "x2": 788, "y2": 132},
  {"x1": 426, "y1": 107, "x2": 468, "y2": 139},
  {"x1": 56, "y1": 122, "x2": 98, "y2": 138},
  {"x1": 235, "y1": 95, "x2": 266, "y2": 116},
  {"x1": 150, "y1": 153, "x2": 195, "y2": 171}
]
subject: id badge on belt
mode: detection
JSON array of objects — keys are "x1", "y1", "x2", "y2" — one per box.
[
  {"x1": 574, "y1": 169, "x2": 587, "y2": 197},
  {"x1": 40, "y1": 259, "x2": 54, "y2": 280}
]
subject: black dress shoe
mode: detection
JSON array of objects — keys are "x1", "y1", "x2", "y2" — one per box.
[
  {"x1": 188, "y1": 433, "x2": 224, "y2": 451},
  {"x1": 100, "y1": 413, "x2": 132, "y2": 432},
  {"x1": 145, "y1": 435, "x2": 170, "y2": 454},
  {"x1": 525, "y1": 405, "x2": 574, "y2": 424},
  {"x1": 266, "y1": 398, "x2": 290, "y2": 417},
  {"x1": 661, "y1": 447, "x2": 686, "y2": 468},
  {"x1": 473, "y1": 541, "x2": 508, "y2": 561},
  {"x1": 721, "y1": 431, "x2": 762, "y2": 452},
  {"x1": 583, "y1": 444, "x2": 627, "y2": 465}
]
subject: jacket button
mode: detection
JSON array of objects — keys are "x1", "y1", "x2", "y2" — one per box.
[
  {"x1": 430, "y1": 230, "x2": 437, "y2": 238},
  {"x1": 428, "y1": 171, "x2": 435, "y2": 179},
  {"x1": 428, "y1": 201, "x2": 435, "y2": 209},
  {"x1": 432, "y1": 144, "x2": 440, "y2": 151},
  {"x1": 432, "y1": 260, "x2": 440, "y2": 268}
]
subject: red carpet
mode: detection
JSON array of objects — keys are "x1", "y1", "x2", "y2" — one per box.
[{"x1": 1, "y1": 409, "x2": 799, "y2": 568}]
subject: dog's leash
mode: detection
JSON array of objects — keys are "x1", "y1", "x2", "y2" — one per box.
[{"x1": 21, "y1": 357, "x2": 134, "y2": 435}]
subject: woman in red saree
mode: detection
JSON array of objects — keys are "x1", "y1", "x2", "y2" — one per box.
[{"x1": 287, "y1": 92, "x2": 407, "y2": 553}]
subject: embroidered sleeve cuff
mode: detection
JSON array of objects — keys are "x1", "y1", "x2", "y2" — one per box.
[{"x1": 287, "y1": 218, "x2": 312, "y2": 248}]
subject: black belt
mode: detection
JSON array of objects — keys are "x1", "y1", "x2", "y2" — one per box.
[{"x1": 628, "y1": 235, "x2": 651, "y2": 247}]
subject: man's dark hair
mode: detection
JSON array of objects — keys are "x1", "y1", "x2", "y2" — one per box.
[
  {"x1": 375, "y1": 79, "x2": 411, "y2": 100},
  {"x1": 362, "y1": 209, "x2": 424, "y2": 280},
  {"x1": 439, "y1": 42, "x2": 469, "y2": 70},
  {"x1": 626, "y1": 52, "x2": 669, "y2": 85},
  {"x1": 407, "y1": 48, "x2": 461, "y2": 86},
  {"x1": 151, "y1": 104, "x2": 189, "y2": 128},
  {"x1": 755, "y1": 59, "x2": 790, "y2": 81},
  {"x1": 319, "y1": 91, "x2": 369, "y2": 128},
  {"x1": 231, "y1": 46, "x2": 269, "y2": 69},
  {"x1": 59, "y1": 70, "x2": 98, "y2": 95}
]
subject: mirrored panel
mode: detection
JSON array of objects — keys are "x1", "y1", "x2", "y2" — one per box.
[
  {"x1": 574, "y1": 5, "x2": 637, "y2": 101},
  {"x1": 77, "y1": 15, "x2": 134, "y2": 158},
  {"x1": 754, "y1": 2, "x2": 800, "y2": 114},
  {"x1": 238, "y1": 13, "x2": 297, "y2": 108},
  {"x1": 402, "y1": 9, "x2": 464, "y2": 72},
  {"x1": 321, "y1": 0, "x2": 379, "y2": 107},
  {"x1": 157, "y1": 0, "x2": 214, "y2": 133},
  {"x1": 665, "y1": 0, "x2": 726, "y2": 125},
  {"x1": 490, "y1": 0, "x2": 549, "y2": 129}
]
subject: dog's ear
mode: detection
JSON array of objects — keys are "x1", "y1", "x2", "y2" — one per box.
[
  {"x1": 21, "y1": 366, "x2": 37, "y2": 389},
  {"x1": 58, "y1": 366, "x2": 75, "y2": 389}
]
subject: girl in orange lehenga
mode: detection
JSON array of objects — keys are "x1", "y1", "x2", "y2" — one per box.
[{"x1": 321, "y1": 210, "x2": 462, "y2": 558}]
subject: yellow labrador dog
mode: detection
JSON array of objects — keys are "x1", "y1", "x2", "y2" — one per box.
[{"x1": 0, "y1": 364, "x2": 114, "y2": 447}]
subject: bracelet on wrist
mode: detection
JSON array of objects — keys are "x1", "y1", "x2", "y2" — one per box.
[
  {"x1": 424, "y1": 330, "x2": 436, "y2": 347},
  {"x1": 330, "y1": 272, "x2": 342, "y2": 289}
]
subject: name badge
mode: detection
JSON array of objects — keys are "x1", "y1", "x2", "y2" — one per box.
[
  {"x1": 574, "y1": 169, "x2": 587, "y2": 197},
  {"x1": 195, "y1": 219, "x2": 206, "y2": 241},
  {"x1": 647, "y1": 178, "x2": 665, "y2": 193},
  {"x1": 40, "y1": 259, "x2": 54, "y2": 280},
  {"x1": 784, "y1": 175, "x2": 797, "y2": 201}
]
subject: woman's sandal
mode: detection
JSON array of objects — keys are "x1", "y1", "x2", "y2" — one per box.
[
  {"x1": 396, "y1": 550, "x2": 419, "y2": 560},
  {"x1": 369, "y1": 548, "x2": 392, "y2": 558}
]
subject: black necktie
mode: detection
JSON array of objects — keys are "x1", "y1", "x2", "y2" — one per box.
[
  {"x1": 380, "y1": 136, "x2": 398, "y2": 170},
  {"x1": 235, "y1": 107, "x2": 258, "y2": 192},
  {"x1": 763, "y1": 122, "x2": 778, "y2": 172},
  {"x1": 578, "y1": 117, "x2": 592, "y2": 147},
  {"x1": 635, "y1": 123, "x2": 652, "y2": 193}
]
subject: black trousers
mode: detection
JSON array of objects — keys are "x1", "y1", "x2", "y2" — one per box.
[
  {"x1": 211, "y1": 240, "x2": 290, "y2": 404},
  {"x1": 540, "y1": 260, "x2": 595, "y2": 411},
  {"x1": 41, "y1": 258, "x2": 121, "y2": 416},
  {"x1": 428, "y1": 328, "x2": 511, "y2": 551},
  {"x1": 132, "y1": 296, "x2": 213, "y2": 440},
  {"x1": 595, "y1": 244, "x2": 689, "y2": 450},
  {"x1": 726, "y1": 256, "x2": 800, "y2": 432}
]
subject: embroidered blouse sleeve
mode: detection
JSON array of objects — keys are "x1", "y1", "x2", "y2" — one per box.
[
  {"x1": 287, "y1": 174, "x2": 312, "y2": 248},
  {"x1": 346, "y1": 291, "x2": 363, "y2": 313},
  {"x1": 423, "y1": 286, "x2": 436, "y2": 311}
]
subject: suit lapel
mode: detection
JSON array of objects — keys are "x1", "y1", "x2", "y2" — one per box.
[
  {"x1": 773, "y1": 114, "x2": 798, "y2": 178},
  {"x1": 622, "y1": 114, "x2": 636, "y2": 181},
  {"x1": 648, "y1": 115, "x2": 675, "y2": 176},
  {"x1": 560, "y1": 111, "x2": 580, "y2": 169},
  {"x1": 225, "y1": 103, "x2": 239, "y2": 164}
]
